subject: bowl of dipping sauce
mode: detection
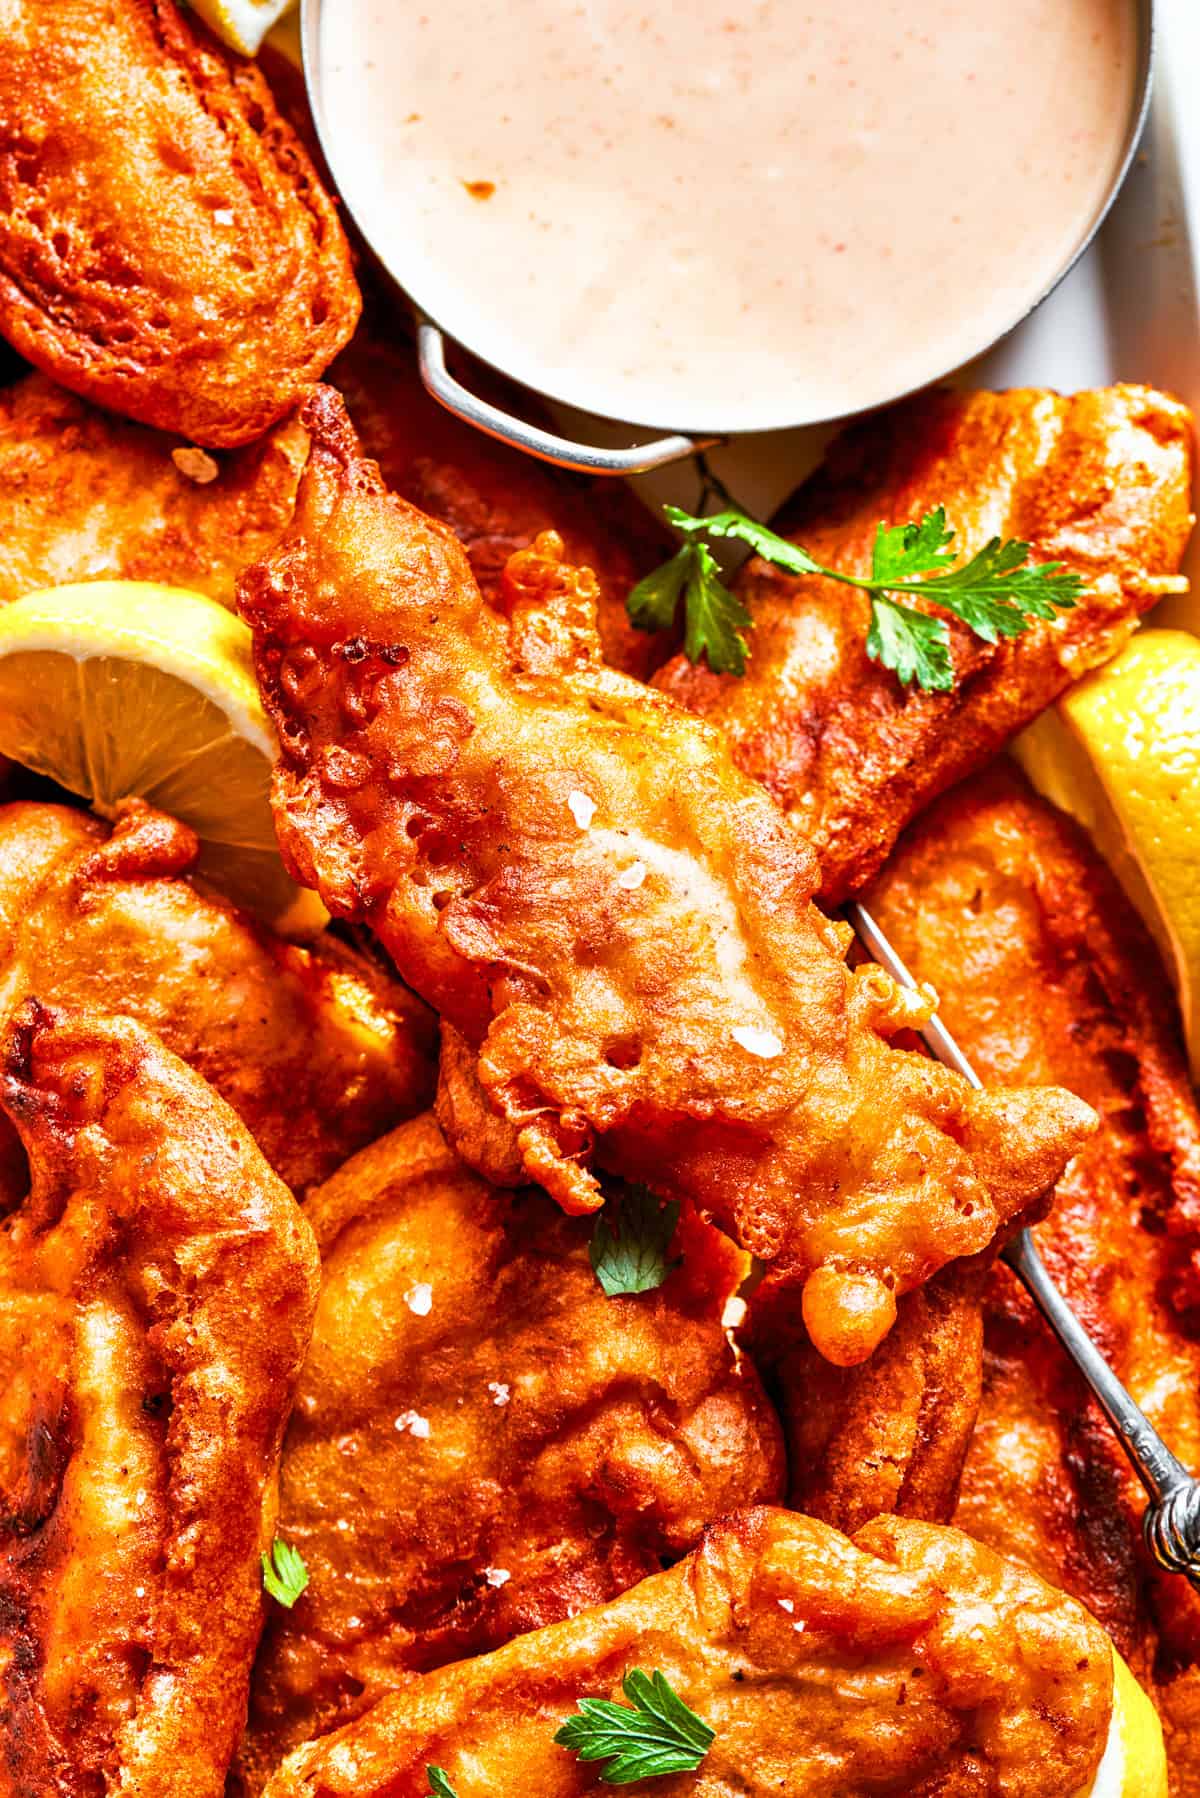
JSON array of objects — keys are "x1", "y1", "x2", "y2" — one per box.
[{"x1": 304, "y1": 0, "x2": 1150, "y2": 459}]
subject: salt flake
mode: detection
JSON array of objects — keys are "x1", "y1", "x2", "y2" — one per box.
[
  {"x1": 487, "y1": 1381, "x2": 510, "y2": 1406},
  {"x1": 567, "y1": 790, "x2": 596, "y2": 830},
  {"x1": 730, "y1": 1024, "x2": 784, "y2": 1059},
  {"x1": 404, "y1": 1282, "x2": 433, "y2": 1316},
  {"x1": 485, "y1": 1566, "x2": 511, "y2": 1587},
  {"x1": 394, "y1": 1409, "x2": 430, "y2": 1439},
  {"x1": 617, "y1": 859, "x2": 647, "y2": 890}
]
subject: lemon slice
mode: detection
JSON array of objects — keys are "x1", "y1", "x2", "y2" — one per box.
[
  {"x1": 0, "y1": 581, "x2": 326, "y2": 939},
  {"x1": 187, "y1": 0, "x2": 296, "y2": 56},
  {"x1": 1015, "y1": 628, "x2": 1200, "y2": 1086},
  {"x1": 1082, "y1": 1648, "x2": 1167, "y2": 1797}
]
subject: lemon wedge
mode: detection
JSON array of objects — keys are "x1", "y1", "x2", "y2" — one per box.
[
  {"x1": 1082, "y1": 1648, "x2": 1167, "y2": 1797},
  {"x1": 0, "y1": 581, "x2": 326, "y2": 939},
  {"x1": 187, "y1": 0, "x2": 296, "y2": 56},
  {"x1": 1015, "y1": 628, "x2": 1200, "y2": 1086}
]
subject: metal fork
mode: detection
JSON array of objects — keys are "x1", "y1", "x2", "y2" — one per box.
[{"x1": 850, "y1": 900, "x2": 1200, "y2": 1589}]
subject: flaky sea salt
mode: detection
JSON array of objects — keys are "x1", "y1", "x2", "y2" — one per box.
[
  {"x1": 487, "y1": 1381, "x2": 510, "y2": 1406},
  {"x1": 730, "y1": 1024, "x2": 784, "y2": 1059},
  {"x1": 394, "y1": 1410, "x2": 430, "y2": 1439},
  {"x1": 567, "y1": 790, "x2": 596, "y2": 830},
  {"x1": 484, "y1": 1567, "x2": 511, "y2": 1588},
  {"x1": 616, "y1": 859, "x2": 647, "y2": 890},
  {"x1": 404, "y1": 1282, "x2": 433, "y2": 1316}
]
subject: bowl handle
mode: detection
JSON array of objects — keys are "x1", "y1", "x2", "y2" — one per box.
[{"x1": 416, "y1": 318, "x2": 718, "y2": 476}]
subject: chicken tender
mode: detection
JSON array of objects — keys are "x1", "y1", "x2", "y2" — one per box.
[
  {"x1": 239, "y1": 388, "x2": 1094, "y2": 1367},
  {"x1": 655, "y1": 386, "x2": 1194, "y2": 902},
  {"x1": 0, "y1": 801, "x2": 435, "y2": 1199},
  {"x1": 0, "y1": 0, "x2": 359, "y2": 446},
  {"x1": 261, "y1": 1506, "x2": 1113, "y2": 1798},
  {"x1": 0, "y1": 372, "x2": 310, "y2": 607},
  {"x1": 865, "y1": 765, "x2": 1200, "y2": 1791},
  {"x1": 0, "y1": 1001, "x2": 321, "y2": 1796},
  {"x1": 234, "y1": 1112, "x2": 784, "y2": 1791}
]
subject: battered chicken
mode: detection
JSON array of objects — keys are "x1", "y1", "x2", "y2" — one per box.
[
  {"x1": 234, "y1": 1112, "x2": 784, "y2": 1792},
  {"x1": 239, "y1": 387, "x2": 1095, "y2": 1367},
  {"x1": 0, "y1": 801, "x2": 435, "y2": 1199},
  {"x1": 865, "y1": 765, "x2": 1200, "y2": 1791},
  {"x1": 0, "y1": 372, "x2": 309, "y2": 607},
  {"x1": 260, "y1": 1506, "x2": 1113, "y2": 1798},
  {"x1": 0, "y1": 0, "x2": 359, "y2": 446},
  {"x1": 0, "y1": 1001, "x2": 321, "y2": 1795},
  {"x1": 332, "y1": 322, "x2": 674, "y2": 679},
  {"x1": 655, "y1": 386, "x2": 1194, "y2": 902}
]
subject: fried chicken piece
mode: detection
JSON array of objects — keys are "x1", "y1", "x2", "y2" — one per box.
[
  {"x1": 0, "y1": 1001, "x2": 321, "y2": 1795},
  {"x1": 239, "y1": 387, "x2": 1096, "y2": 1367},
  {"x1": 261, "y1": 1506, "x2": 1112, "y2": 1798},
  {"x1": 0, "y1": 801, "x2": 435, "y2": 1200},
  {"x1": 0, "y1": 372, "x2": 310, "y2": 607},
  {"x1": 331, "y1": 323, "x2": 674, "y2": 678},
  {"x1": 233, "y1": 1112, "x2": 783, "y2": 1792},
  {"x1": 655, "y1": 386, "x2": 1194, "y2": 903},
  {"x1": 743, "y1": 1262, "x2": 986, "y2": 1533},
  {"x1": 0, "y1": 0, "x2": 359, "y2": 446},
  {"x1": 865, "y1": 764, "x2": 1200, "y2": 1790}
]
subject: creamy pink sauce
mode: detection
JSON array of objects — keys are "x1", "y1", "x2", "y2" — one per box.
[{"x1": 318, "y1": 0, "x2": 1137, "y2": 430}]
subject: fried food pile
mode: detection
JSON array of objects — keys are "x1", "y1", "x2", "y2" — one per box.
[
  {"x1": 234, "y1": 1112, "x2": 784, "y2": 1790},
  {"x1": 866, "y1": 765, "x2": 1200, "y2": 1792},
  {"x1": 260, "y1": 1507, "x2": 1114, "y2": 1798},
  {"x1": 0, "y1": 15, "x2": 1197, "y2": 1786},
  {"x1": 239, "y1": 387, "x2": 1095, "y2": 1369}
]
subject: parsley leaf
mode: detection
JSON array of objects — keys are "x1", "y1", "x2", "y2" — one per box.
[
  {"x1": 427, "y1": 1770, "x2": 458, "y2": 1797},
  {"x1": 262, "y1": 1537, "x2": 309, "y2": 1609},
  {"x1": 870, "y1": 507, "x2": 958, "y2": 582},
  {"x1": 866, "y1": 596, "x2": 953, "y2": 693},
  {"x1": 590, "y1": 1186, "x2": 681, "y2": 1298},
  {"x1": 627, "y1": 545, "x2": 694, "y2": 634},
  {"x1": 627, "y1": 501, "x2": 1084, "y2": 692},
  {"x1": 554, "y1": 1668, "x2": 715, "y2": 1784},
  {"x1": 626, "y1": 537, "x2": 752, "y2": 676}
]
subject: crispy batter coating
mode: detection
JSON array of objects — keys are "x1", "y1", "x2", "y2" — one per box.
[
  {"x1": 655, "y1": 386, "x2": 1194, "y2": 903},
  {"x1": 0, "y1": 801, "x2": 435, "y2": 1199},
  {"x1": 238, "y1": 387, "x2": 1095, "y2": 1367},
  {"x1": 865, "y1": 765, "x2": 1200, "y2": 1790},
  {"x1": 0, "y1": 1001, "x2": 321, "y2": 1796},
  {"x1": 0, "y1": 0, "x2": 359, "y2": 447},
  {"x1": 743, "y1": 1263, "x2": 986, "y2": 1533},
  {"x1": 260, "y1": 1506, "x2": 1113, "y2": 1798},
  {"x1": 0, "y1": 372, "x2": 310, "y2": 607},
  {"x1": 234, "y1": 1112, "x2": 784, "y2": 1792},
  {"x1": 331, "y1": 324, "x2": 674, "y2": 679}
]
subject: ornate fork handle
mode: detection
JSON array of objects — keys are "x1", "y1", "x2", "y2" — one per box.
[{"x1": 850, "y1": 901, "x2": 1200, "y2": 1590}]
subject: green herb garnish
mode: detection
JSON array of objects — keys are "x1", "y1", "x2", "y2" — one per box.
[
  {"x1": 427, "y1": 1770, "x2": 458, "y2": 1797},
  {"x1": 261, "y1": 1537, "x2": 309, "y2": 1609},
  {"x1": 554, "y1": 1668, "x2": 714, "y2": 1784},
  {"x1": 589, "y1": 1185, "x2": 681, "y2": 1298},
  {"x1": 628, "y1": 498, "x2": 1083, "y2": 692}
]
